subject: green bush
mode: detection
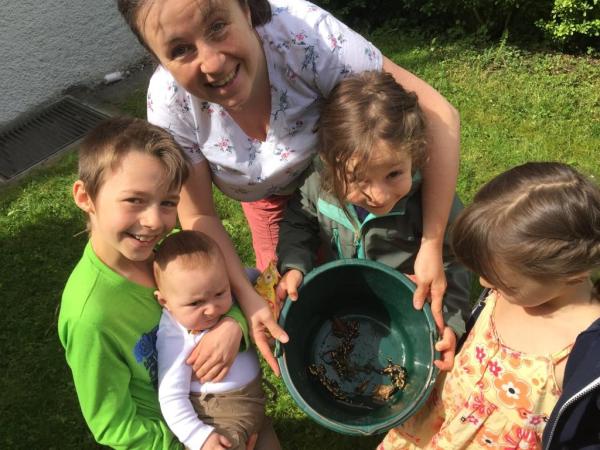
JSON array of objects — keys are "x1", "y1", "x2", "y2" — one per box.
[
  {"x1": 537, "y1": 0, "x2": 600, "y2": 49},
  {"x1": 315, "y1": 0, "x2": 599, "y2": 49}
]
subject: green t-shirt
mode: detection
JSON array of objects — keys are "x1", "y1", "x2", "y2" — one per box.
[{"x1": 58, "y1": 242, "x2": 249, "y2": 449}]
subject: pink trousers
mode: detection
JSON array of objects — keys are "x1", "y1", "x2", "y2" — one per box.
[{"x1": 241, "y1": 195, "x2": 291, "y2": 271}]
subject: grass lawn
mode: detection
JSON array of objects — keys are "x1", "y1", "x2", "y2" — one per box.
[{"x1": 0, "y1": 30, "x2": 598, "y2": 449}]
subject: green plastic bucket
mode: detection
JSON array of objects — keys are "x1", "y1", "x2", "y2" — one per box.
[{"x1": 275, "y1": 259, "x2": 440, "y2": 436}]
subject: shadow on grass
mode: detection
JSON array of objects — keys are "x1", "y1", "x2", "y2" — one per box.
[
  {"x1": 0, "y1": 209, "x2": 378, "y2": 449},
  {"x1": 0, "y1": 213, "x2": 103, "y2": 448},
  {"x1": 274, "y1": 417, "x2": 382, "y2": 450}
]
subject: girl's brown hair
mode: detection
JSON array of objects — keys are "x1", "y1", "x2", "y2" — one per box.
[
  {"x1": 117, "y1": 0, "x2": 272, "y2": 53},
  {"x1": 78, "y1": 116, "x2": 190, "y2": 201},
  {"x1": 451, "y1": 162, "x2": 600, "y2": 299},
  {"x1": 318, "y1": 70, "x2": 427, "y2": 207}
]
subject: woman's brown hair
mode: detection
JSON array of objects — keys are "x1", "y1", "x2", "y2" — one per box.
[
  {"x1": 117, "y1": 0, "x2": 272, "y2": 53},
  {"x1": 451, "y1": 162, "x2": 600, "y2": 299},
  {"x1": 318, "y1": 70, "x2": 428, "y2": 208}
]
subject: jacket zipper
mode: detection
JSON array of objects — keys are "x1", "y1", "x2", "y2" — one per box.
[
  {"x1": 356, "y1": 212, "x2": 405, "y2": 259},
  {"x1": 544, "y1": 377, "x2": 600, "y2": 449}
]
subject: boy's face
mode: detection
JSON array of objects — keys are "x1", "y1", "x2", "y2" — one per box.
[
  {"x1": 73, "y1": 151, "x2": 180, "y2": 270},
  {"x1": 155, "y1": 256, "x2": 233, "y2": 331},
  {"x1": 345, "y1": 141, "x2": 413, "y2": 216}
]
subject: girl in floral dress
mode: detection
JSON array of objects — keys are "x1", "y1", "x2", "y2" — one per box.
[{"x1": 379, "y1": 162, "x2": 600, "y2": 449}]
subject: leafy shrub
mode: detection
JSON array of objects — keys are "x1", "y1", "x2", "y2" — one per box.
[
  {"x1": 314, "y1": 0, "x2": 599, "y2": 50},
  {"x1": 537, "y1": 0, "x2": 600, "y2": 49}
]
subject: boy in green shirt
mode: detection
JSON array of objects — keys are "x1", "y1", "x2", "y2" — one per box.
[{"x1": 58, "y1": 117, "x2": 247, "y2": 449}]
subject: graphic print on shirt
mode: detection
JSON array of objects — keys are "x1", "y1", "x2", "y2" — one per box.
[{"x1": 133, "y1": 326, "x2": 159, "y2": 389}]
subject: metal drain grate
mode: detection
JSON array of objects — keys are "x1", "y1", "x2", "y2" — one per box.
[{"x1": 0, "y1": 96, "x2": 109, "y2": 181}]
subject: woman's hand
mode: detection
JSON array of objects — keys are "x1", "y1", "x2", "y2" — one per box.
[
  {"x1": 241, "y1": 289, "x2": 289, "y2": 376},
  {"x1": 186, "y1": 317, "x2": 242, "y2": 383},
  {"x1": 412, "y1": 239, "x2": 447, "y2": 331},
  {"x1": 433, "y1": 326, "x2": 457, "y2": 371},
  {"x1": 275, "y1": 269, "x2": 303, "y2": 302}
]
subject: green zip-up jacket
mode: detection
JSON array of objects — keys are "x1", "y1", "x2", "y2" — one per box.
[{"x1": 276, "y1": 162, "x2": 471, "y2": 335}]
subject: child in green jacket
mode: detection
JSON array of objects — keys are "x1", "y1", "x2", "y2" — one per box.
[
  {"x1": 58, "y1": 117, "x2": 247, "y2": 449},
  {"x1": 275, "y1": 71, "x2": 471, "y2": 370}
]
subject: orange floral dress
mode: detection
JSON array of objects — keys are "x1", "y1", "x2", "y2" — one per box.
[{"x1": 378, "y1": 292, "x2": 571, "y2": 449}]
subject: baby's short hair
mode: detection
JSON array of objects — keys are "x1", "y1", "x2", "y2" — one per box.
[
  {"x1": 153, "y1": 230, "x2": 223, "y2": 286},
  {"x1": 78, "y1": 116, "x2": 190, "y2": 201}
]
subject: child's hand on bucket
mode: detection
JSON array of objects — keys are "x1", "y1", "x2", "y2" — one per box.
[
  {"x1": 412, "y1": 243, "x2": 447, "y2": 331},
  {"x1": 276, "y1": 269, "x2": 304, "y2": 302},
  {"x1": 433, "y1": 326, "x2": 456, "y2": 371}
]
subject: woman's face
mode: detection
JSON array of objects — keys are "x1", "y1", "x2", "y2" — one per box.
[{"x1": 139, "y1": 0, "x2": 266, "y2": 111}]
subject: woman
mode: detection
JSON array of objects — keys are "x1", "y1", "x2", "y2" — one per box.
[{"x1": 117, "y1": 0, "x2": 460, "y2": 378}]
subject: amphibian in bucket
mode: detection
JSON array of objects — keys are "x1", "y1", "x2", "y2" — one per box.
[
  {"x1": 308, "y1": 363, "x2": 348, "y2": 401},
  {"x1": 381, "y1": 358, "x2": 407, "y2": 391},
  {"x1": 310, "y1": 318, "x2": 408, "y2": 407},
  {"x1": 372, "y1": 384, "x2": 396, "y2": 403},
  {"x1": 326, "y1": 318, "x2": 359, "y2": 378}
]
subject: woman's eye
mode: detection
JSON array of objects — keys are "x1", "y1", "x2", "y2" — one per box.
[
  {"x1": 125, "y1": 198, "x2": 142, "y2": 204},
  {"x1": 161, "y1": 200, "x2": 178, "y2": 208}
]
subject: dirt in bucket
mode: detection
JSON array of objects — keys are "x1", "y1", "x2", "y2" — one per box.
[{"x1": 307, "y1": 314, "x2": 408, "y2": 411}]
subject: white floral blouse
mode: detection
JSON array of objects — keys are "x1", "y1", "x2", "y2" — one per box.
[{"x1": 147, "y1": 0, "x2": 383, "y2": 201}]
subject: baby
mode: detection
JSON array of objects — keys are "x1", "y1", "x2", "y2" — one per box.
[{"x1": 154, "y1": 230, "x2": 278, "y2": 450}]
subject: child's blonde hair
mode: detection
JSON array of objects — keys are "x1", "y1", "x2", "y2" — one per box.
[
  {"x1": 318, "y1": 70, "x2": 428, "y2": 205},
  {"x1": 153, "y1": 230, "x2": 223, "y2": 287},
  {"x1": 452, "y1": 162, "x2": 600, "y2": 299},
  {"x1": 78, "y1": 116, "x2": 190, "y2": 201}
]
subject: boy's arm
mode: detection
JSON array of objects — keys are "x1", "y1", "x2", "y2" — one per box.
[
  {"x1": 65, "y1": 321, "x2": 182, "y2": 450},
  {"x1": 223, "y1": 302, "x2": 250, "y2": 351},
  {"x1": 157, "y1": 317, "x2": 215, "y2": 450}
]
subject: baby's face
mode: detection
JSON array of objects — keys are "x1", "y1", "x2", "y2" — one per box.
[{"x1": 156, "y1": 257, "x2": 232, "y2": 331}]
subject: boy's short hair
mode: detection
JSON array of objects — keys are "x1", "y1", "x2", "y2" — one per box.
[
  {"x1": 318, "y1": 70, "x2": 428, "y2": 202},
  {"x1": 153, "y1": 230, "x2": 223, "y2": 286},
  {"x1": 78, "y1": 116, "x2": 191, "y2": 201}
]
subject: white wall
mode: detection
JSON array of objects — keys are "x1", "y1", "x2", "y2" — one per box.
[{"x1": 0, "y1": 0, "x2": 146, "y2": 125}]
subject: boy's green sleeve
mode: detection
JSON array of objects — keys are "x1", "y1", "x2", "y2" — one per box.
[
  {"x1": 224, "y1": 303, "x2": 250, "y2": 351},
  {"x1": 63, "y1": 321, "x2": 183, "y2": 450}
]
